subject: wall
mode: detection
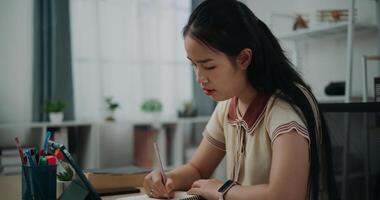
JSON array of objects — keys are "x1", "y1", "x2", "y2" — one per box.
[
  {"x1": 0, "y1": 0, "x2": 34, "y2": 148},
  {"x1": 243, "y1": 0, "x2": 379, "y2": 99},
  {"x1": 0, "y1": 0, "x2": 33, "y2": 124}
]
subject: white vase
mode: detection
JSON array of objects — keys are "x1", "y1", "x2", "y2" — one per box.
[
  {"x1": 56, "y1": 180, "x2": 72, "y2": 197},
  {"x1": 49, "y1": 112, "x2": 64, "y2": 123}
]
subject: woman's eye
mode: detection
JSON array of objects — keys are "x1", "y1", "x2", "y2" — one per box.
[{"x1": 205, "y1": 66, "x2": 216, "y2": 70}]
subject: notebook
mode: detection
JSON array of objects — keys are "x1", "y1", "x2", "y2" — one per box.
[{"x1": 116, "y1": 191, "x2": 205, "y2": 200}]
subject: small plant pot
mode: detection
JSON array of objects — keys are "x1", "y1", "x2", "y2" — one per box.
[
  {"x1": 105, "y1": 110, "x2": 116, "y2": 122},
  {"x1": 56, "y1": 180, "x2": 72, "y2": 197},
  {"x1": 49, "y1": 112, "x2": 64, "y2": 123}
]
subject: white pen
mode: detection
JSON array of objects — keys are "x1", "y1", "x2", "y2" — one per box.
[
  {"x1": 153, "y1": 142, "x2": 170, "y2": 199},
  {"x1": 153, "y1": 142, "x2": 167, "y2": 183}
]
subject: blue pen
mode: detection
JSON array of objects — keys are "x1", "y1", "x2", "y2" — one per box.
[
  {"x1": 26, "y1": 150, "x2": 36, "y2": 167},
  {"x1": 26, "y1": 149, "x2": 46, "y2": 199},
  {"x1": 25, "y1": 150, "x2": 36, "y2": 199},
  {"x1": 43, "y1": 131, "x2": 52, "y2": 156}
]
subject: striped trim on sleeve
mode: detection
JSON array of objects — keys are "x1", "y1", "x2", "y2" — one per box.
[
  {"x1": 271, "y1": 121, "x2": 310, "y2": 145},
  {"x1": 203, "y1": 130, "x2": 226, "y2": 152}
]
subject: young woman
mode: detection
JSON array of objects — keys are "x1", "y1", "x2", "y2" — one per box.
[{"x1": 143, "y1": 0, "x2": 336, "y2": 199}]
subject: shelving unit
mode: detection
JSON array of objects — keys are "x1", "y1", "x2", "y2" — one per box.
[
  {"x1": 277, "y1": 0, "x2": 379, "y2": 105},
  {"x1": 275, "y1": 1, "x2": 379, "y2": 200},
  {"x1": 0, "y1": 116, "x2": 211, "y2": 171}
]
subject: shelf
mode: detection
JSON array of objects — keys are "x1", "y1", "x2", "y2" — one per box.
[
  {"x1": 0, "y1": 116, "x2": 211, "y2": 129},
  {"x1": 0, "y1": 121, "x2": 93, "y2": 129},
  {"x1": 278, "y1": 22, "x2": 377, "y2": 40},
  {"x1": 317, "y1": 96, "x2": 346, "y2": 103},
  {"x1": 124, "y1": 116, "x2": 210, "y2": 126}
]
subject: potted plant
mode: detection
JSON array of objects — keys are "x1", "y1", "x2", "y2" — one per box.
[
  {"x1": 141, "y1": 98, "x2": 163, "y2": 127},
  {"x1": 141, "y1": 98, "x2": 162, "y2": 115},
  {"x1": 56, "y1": 161, "x2": 74, "y2": 196},
  {"x1": 43, "y1": 100, "x2": 67, "y2": 123},
  {"x1": 104, "y1": 97, "x2": 120, "y2": 121}
]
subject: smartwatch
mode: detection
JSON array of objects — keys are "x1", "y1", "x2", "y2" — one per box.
[{"x1": 217, "y1": 180, "x2": 237, "y2": 200}]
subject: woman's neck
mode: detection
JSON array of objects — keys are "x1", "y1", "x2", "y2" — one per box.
[{"x1": 237, "y1": 85, "x2": 257, "y2": 116}]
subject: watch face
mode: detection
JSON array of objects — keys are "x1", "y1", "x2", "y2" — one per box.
[{"x1": 218, "y1": 180, "x2": 234, "y2": 192}]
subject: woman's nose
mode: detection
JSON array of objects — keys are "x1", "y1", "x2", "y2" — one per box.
[
  {"x1": 195, "y1": 68, "x2": 208, "y2": 85},
  {"x1": 196, "y1": 73, "x2": 205, "y2": 84}
]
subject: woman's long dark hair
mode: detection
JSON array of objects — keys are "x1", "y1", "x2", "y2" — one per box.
[{"x1": 183, "y1": 0, "x2": 336, "y2": 199}]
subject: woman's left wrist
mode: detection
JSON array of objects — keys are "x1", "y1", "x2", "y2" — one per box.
[{"x1": 217, "y1": 180, "x2": 238, "y2": 200}]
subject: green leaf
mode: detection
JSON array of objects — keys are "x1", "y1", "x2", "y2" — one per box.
[{"x1": 43, "y1": 100, "x2": 67, "y2": 113}]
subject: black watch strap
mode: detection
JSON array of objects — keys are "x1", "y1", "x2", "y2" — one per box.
[{"x1": 217, "y1": 180, "x2": 237, "y2": 200}]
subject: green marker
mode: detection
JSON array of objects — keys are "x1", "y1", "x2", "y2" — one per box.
[{"x1": 39, "y1": 157, "x2": 47, "y2": 166}]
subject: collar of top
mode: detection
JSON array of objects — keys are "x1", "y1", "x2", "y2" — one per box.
[{"x1": 227, "y1": 92, "x2": 271, "y2": 135}]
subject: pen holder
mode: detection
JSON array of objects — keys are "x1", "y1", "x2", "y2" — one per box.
[{"x1": 22, "y1": 165, "x2": 57, "y2": 200}]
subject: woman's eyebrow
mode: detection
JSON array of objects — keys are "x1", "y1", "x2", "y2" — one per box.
[{"x1": 186, "y1": 57, "x2": 213, "y2": 64}]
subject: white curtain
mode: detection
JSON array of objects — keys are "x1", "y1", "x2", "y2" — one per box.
[{"x1": 70, "y1": 0, "x2": 193, "y2": 121}]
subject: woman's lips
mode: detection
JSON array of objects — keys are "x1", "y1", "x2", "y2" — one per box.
[{"x1": 203, "y1": 88, "x2": 216, "y2": 96}]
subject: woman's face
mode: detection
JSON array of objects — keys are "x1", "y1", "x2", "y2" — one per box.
[{"x1": 184, "y1": 35, "x2": 250, "y2": 101}]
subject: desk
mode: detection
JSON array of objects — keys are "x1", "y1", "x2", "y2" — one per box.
[
  {"x1": 0, "y1": 175, "x2": 146, "y2": 200},
  {"x1": 102, "y1": 188, "x2": 146, "y2": 200},
  {"x1": 0, "y1": 175, "x2": 21, "y2": 200}
]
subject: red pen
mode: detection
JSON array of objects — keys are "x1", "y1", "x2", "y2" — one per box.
[{"x1": 14, "y1": 137, "x2": 27, "y2": 165}]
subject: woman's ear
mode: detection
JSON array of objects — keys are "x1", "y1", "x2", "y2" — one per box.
[{"x1": 235, "y1": 48, "x2": 252, "y2": 70}]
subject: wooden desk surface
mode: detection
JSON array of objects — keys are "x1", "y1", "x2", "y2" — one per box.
[
  {"x1": 0, "y1": 175, "x2": 21, "y2": 200},
  {"x1": 102, "y1": 188, "x2": 146, "y2": 200},
  {"x1": 0, "y1": 175, "x2": 145, "y2": 200}
]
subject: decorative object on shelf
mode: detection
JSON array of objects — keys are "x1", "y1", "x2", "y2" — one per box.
[
  {"x1": 104, "y1": 97, "x2": 120, "y2": 122},
  {"x1": 43, "y1": 100, "x2": 67, "y2": 123},
  {"x1": 325, "y1": 81, "x2": 345, "y2": 96},
  {"x1": 141, "y1": 98, "x2": 163, "y2": 129},
  {"x1": 317, "y1": 9, "x2": 356, "y2": 23},
  {"x1": 141, "y1": 98, "x2": 162, "y2": 113},
  {"x1": 362, "y1": 55, "x2": 380, "y2": 102},
  {"x1": 134, "y1": 126, "x2": 156, "y2": 168},
  {"x1": 178, "y1": 100, "x2": 197, "y2": 118},
  {"x1": 293, "y1": 15, "x2": 309, "y2": 30}
]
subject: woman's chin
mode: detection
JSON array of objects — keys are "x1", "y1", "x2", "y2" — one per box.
[{"x1": 209, "y1": 95, "x2": 230, "y2": 102}]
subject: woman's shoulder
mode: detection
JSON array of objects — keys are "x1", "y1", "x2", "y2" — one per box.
[
  {"x1": 266, "y1": 94, "x2": 296, "y2": 113},
  {"x1": 264, "y1": 93, "x2": 306, "y2": 124}
]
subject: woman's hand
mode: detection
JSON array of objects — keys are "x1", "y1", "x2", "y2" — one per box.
[
  {"x1": 187, "y1": 179, "x2": 223, "y2": 200},
  {"x1": 143, "y1": 171, "x2": 175, "y2": 199}
]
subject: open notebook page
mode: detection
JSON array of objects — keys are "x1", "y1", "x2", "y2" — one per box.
[{"x1": 116, "y1": 191, "x2": 204, "y2": 200}]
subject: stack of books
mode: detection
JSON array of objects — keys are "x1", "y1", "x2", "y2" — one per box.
[
  {"x1": 0, "y1": 148, "x2": 22, "y2": 175},
  {"x1": 85, "y1": 166, "x2": 151, "y2": 190}
]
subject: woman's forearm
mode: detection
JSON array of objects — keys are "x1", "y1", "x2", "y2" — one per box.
[
  {"x1": 225, "y1": 184, "x2": 306, "y2": 200},
  {"x1": 167, "y1": 163, "x2": 202, "y2": 191}
]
